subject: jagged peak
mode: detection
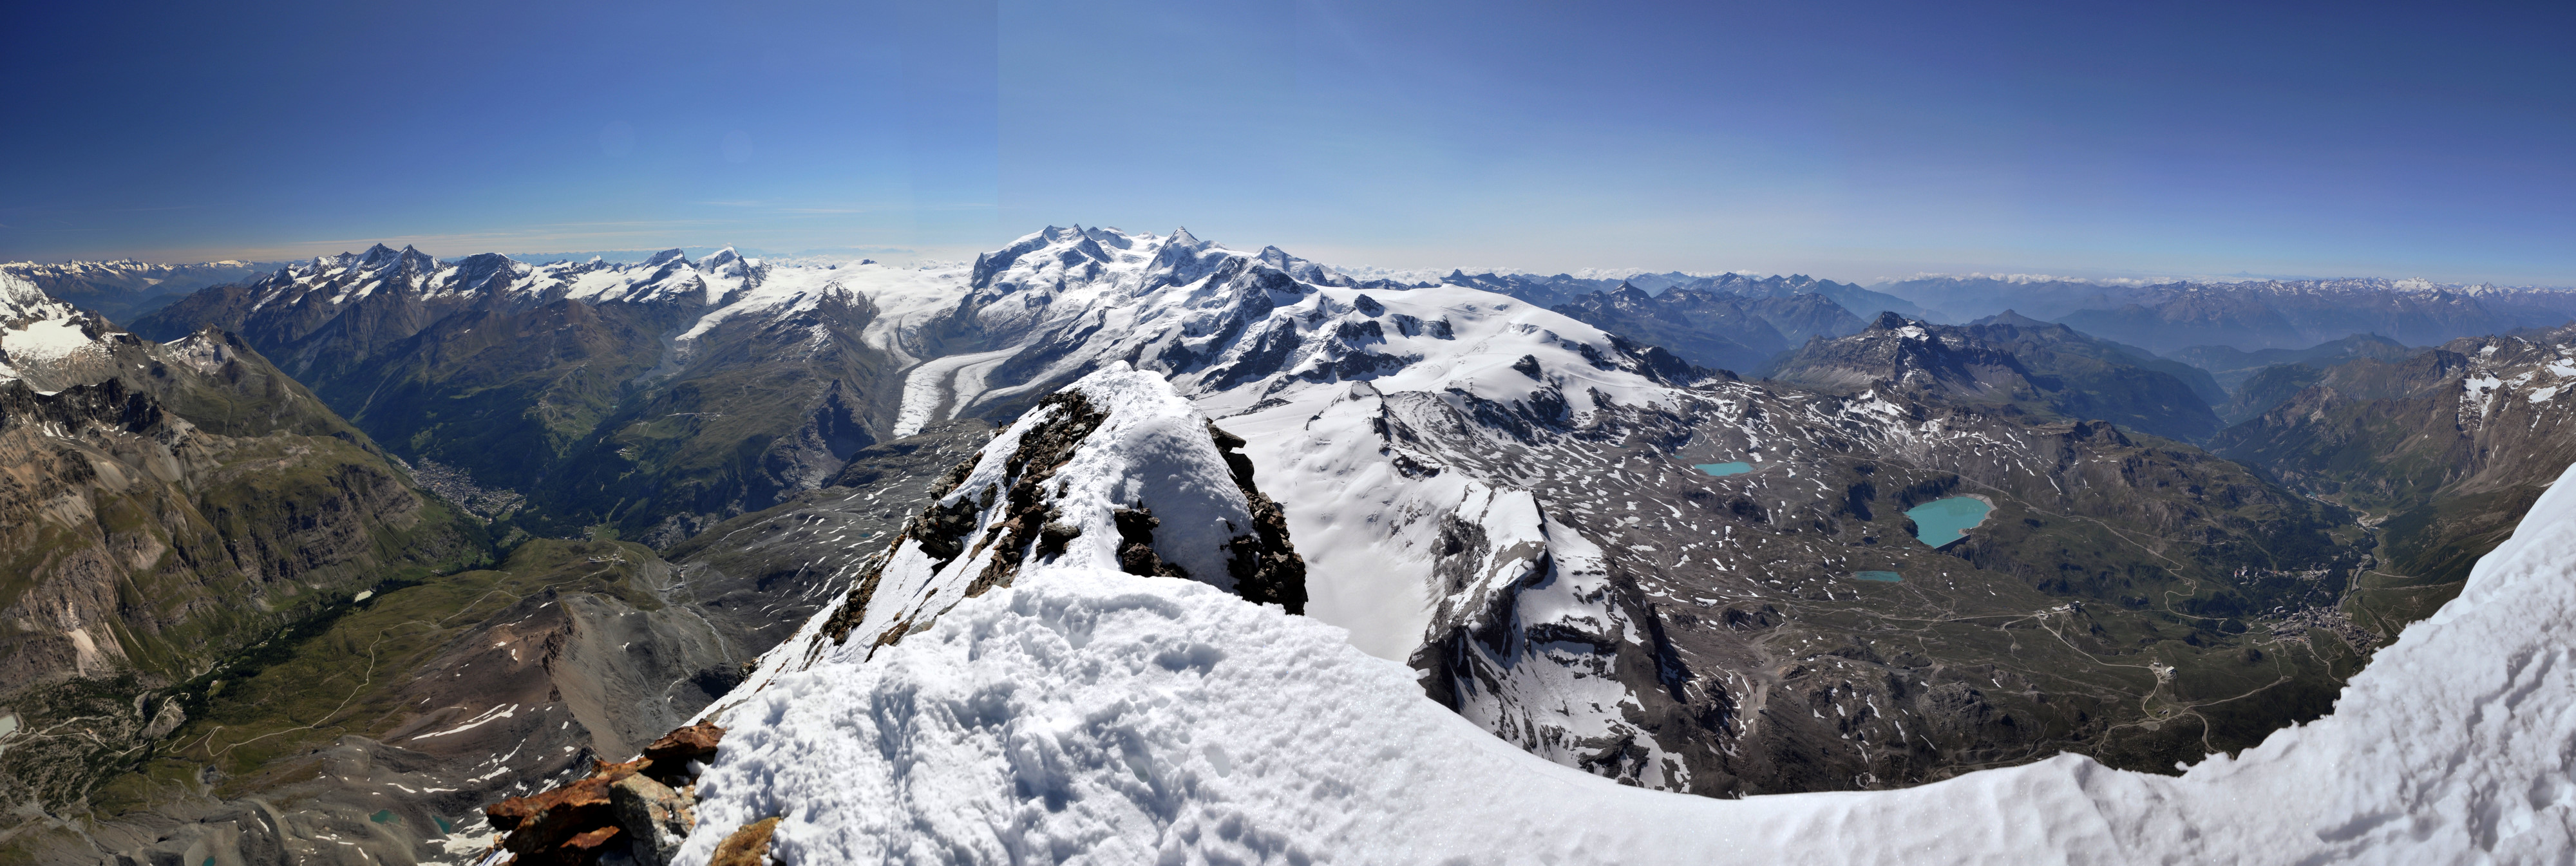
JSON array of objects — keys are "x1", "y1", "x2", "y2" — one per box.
[
  {"x1": 1867, "y1": 310, "x2": 1914, "y2": 331},
  {"x1": 643, "y1": 248, "x2": 690, "y2": 267}
]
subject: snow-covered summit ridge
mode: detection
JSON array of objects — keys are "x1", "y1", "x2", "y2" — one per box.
[
  {"x1": 715, "y1": 363, "x2": 1305, "y2": 707},
  {"x1": 220, "y1": 240, "x2": 976, "y2": 362},
  {"x1": 936, "y1": 224, "x2": 1707, "y2": 417},
  {"x1": 670, "y1": 427, "x2": 2576, "y2": 865}
]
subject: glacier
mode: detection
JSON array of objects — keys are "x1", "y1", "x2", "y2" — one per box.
[{"x1": 671, "y1": 368, "x2": 2576, "y2": 864}]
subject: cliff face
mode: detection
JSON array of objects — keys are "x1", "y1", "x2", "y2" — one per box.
[{"x1": 0, "y1": 342, "x2": 480, "y2": 695}]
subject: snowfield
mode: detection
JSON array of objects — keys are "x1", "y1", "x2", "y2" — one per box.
[{"x1": 677, "y1": 375, "x2": 2576, "y2": 863}]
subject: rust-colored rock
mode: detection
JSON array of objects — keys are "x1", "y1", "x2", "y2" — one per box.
[
  {"x1": 708, "y1": 816, "x2": 784, "y2": 866},
  {"x1": 484, "y1": 719, "x2": 728, "y2": 865},
  {"x1": 641, "y1": 719, "x2": 724, "y2": 784},
  {"x1": 482, "y1": 758, "x2": 647, "y2": 865}
]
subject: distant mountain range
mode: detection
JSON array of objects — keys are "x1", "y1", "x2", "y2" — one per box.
[
  {"x1": 1879, "y1": 276, "x2": 2576, "y2": 353},
  {"x1": 1, "y1": 258, "x2": 275, "y2": 323},
  {"x1": 1450, "y1": 269, "x2": 1935, "y2": 321}
]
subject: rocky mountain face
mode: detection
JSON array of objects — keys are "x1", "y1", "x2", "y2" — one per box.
[
  {"x1": 0, "y1": 276, "x2": 485, "y2": 694},
  {"x1": 130, "y1": 244, "x2": 916, "y2": 545},
  {"x1": 1548, "y1": 283, "x2": 1864, "y2": 374},
  {"x1": 2211, "y1": 329, "x2": 2576, "y2": 630},
  {"x1": 1882, "y1": 275, "x2": 2576, "y2": 353},
  {"x1": 0, "y1": 259, "x2": 271, "y2": 324},
  {"x1": 1767, "y1": 312, "x2": 2226, "y2": 442},
  {"x1": 0, "y1": 276, "x2": 500, "y2": 856}
]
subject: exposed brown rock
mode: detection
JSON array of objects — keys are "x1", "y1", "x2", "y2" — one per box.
[
  {"x1": 641, "y1": 720, "x2": 724, "y2": 785},
  {"x1": 708, "y1": 816, "x2": 784, "y2": 866},
  {"x1": 482, "y1": 758, "x2": 645, "y2": 865},
  {"x1": 484, "y1": 720, "x2": 724, "y2": 866}
]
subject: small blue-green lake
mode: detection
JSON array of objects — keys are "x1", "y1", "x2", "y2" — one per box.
[
  {"x1": 370, "y1": 809, "x2": 399, "y2": 825},
  {"x1": 1694, "y1": 462, "x2": 1754, "y2": 476},
  {"x1": 1906, "y1": 496, "x2": 1993, "y2": 547},
  {"x1": 1852, "y1": 570, "x2": 1902, "y2": 583}
]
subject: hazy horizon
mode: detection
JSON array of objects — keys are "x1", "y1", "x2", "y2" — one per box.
[
  {"x1": 14, "y1": 229, "x2": 2574, "y2": 292},
  {"x1": 8, "y1": 1, "x2": 2570, "y2": 285}
]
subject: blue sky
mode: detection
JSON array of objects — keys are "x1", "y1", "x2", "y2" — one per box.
[{"x1": 4, "y1": 1, "x2": 2570, "y2": 285}]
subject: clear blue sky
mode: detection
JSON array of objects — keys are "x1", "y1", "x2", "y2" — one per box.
[{"x1": 5, "y1": 1, "x2": 2570, "y2": 284}]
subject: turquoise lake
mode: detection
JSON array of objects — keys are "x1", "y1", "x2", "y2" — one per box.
[
  {"x1": 1906, "y1": 496, "x2": 1993, "y2": 547},
  {"x1": 1852, "y1": 570, "x2": 1902, "y2": 583},
  {"x1": 1694, "y1": 462, "x2": 1753, "y2": 476}
]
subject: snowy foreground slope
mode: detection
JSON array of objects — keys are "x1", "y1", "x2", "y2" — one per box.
[{"x1": 672, "y1": 374, "x2": 2576, "y2": 864}]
